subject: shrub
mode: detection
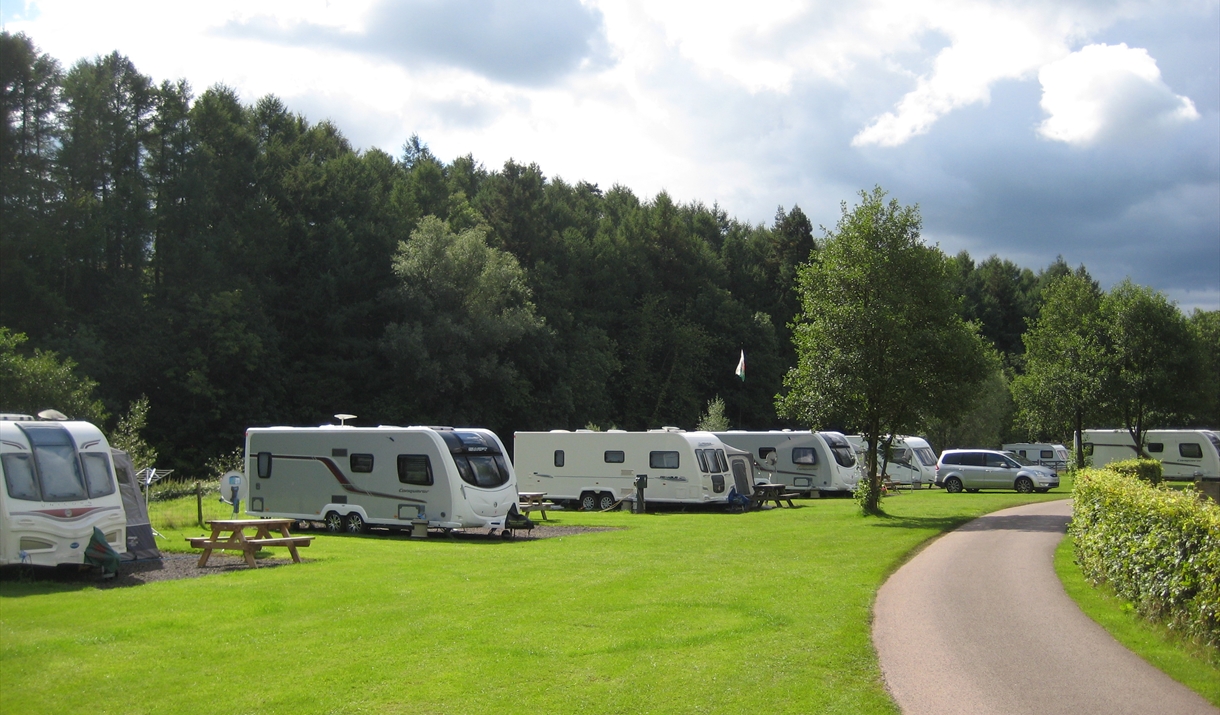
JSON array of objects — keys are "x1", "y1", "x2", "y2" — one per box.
[
  {"x1": 1071, "y1": 467, "x2": 1220, "y2": 652},
  {"x1": 1108, "y1": 457, "x2": 1163, "y2": 485}
]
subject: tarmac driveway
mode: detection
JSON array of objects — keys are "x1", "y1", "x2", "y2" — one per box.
[{"x1": 872, "y1": 499, "x2": 1217, "y2": 715}]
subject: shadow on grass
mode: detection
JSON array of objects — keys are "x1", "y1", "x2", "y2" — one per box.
[{"x1": 865, "y1": 514, "x2": 978, "y2": 532}]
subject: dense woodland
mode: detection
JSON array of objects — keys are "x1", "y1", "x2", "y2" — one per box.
[{"x1": 2, "y1": 34, "x2": 1216, "y2": 476}]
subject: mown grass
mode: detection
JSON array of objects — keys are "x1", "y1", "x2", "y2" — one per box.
[
  {"x1": 4, "y1": 487, "x2": 1070, "y2": 715},
  {"x1": 1054, "y1": 535, "x2": 1220, "y2": 707}
]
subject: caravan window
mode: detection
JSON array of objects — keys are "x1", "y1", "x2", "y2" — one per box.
[
  {"x1": 2, "y1": 454, "x2": 40, "y2": 501},
  {"x1": 350, "y1": 454, "x2": 374, "y2": 473},
  {"x1": 397, "y1": 455, "x2": 433, "y2": 485},
  {"x1": 1180, "y1": 443, "x2": 1203, "y2": 459},
  {"x1": 696, "y1": 450, "x2": 710, "y2": 473},
  {"x1": 1040, "y1": 450, "x2": 1054, "y2": 460},
  {"x1": 758, "y1": 447, "x2": 776, "y2": 461},
  {"x1": 650, "y1": 451, "x2": 680, "y2": 469},
  {"x1": 455, "y1": 455, "x2": 511, "y2": 488},
  {"x1": 604, "y1": 451, "x2": 625, "y2": 464},
  {"x1": 25, "y1": 430, "x2": 86, "y2": 501},
  {"x1": 914, "y1": 448, "x2": 937, "y2": 466},
  {"x1": 80, "y1": 453, "x2": 116, "y2": 498},
  {"x1": 792, "y1": 448, "x2": 817, "y2": 465},
  {"x1": 554, "y1": 450, "x2": 565, "y2": 468},
  {"x1": 1147, "y1": 443, "x2": 1164, "y2": 453},
  {"x1": 257, "y1": 452, "x2": 272, "y2": 478},
  {"x1": 716, "y1": 450, "x2": 729, "y2": 472}
]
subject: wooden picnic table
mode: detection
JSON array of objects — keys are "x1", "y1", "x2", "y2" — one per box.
[
  {"x1": 752, "y1": 483, "x2": 798, "y2": 509},
  {"x1": 517, "y1": 492, "x2": 550, "y2": 520},
  {"x1": 188, "y1": 518, "x2": 313, "y2": 568}
]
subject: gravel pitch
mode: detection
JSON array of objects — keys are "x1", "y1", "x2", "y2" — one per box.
[{"x1": 1, "y1": 524, "x2": 612, "y2": 589}]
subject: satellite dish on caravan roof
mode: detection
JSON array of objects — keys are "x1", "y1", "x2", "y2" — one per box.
[
  {"x1": 334, "y1": 413, "x2": 357, "y2": 426},
  {"x1": 37, "y1": 409, "x2": 69, "y2": 420}
]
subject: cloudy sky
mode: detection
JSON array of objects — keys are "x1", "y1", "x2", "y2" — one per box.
[{"x1": 5, "y1": 0, "x2": 1218, "y2": 310}]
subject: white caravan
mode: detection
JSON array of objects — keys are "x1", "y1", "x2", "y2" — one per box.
[
  {"x1": 845, "y1": 435, "x2": 937, "y2": 488},
  {"x1": 242, "y1": 425, "x2": 517, "y2": 532},
  {"x1": 514, "y1": 429, "x2": 756, "y2": 509},
  {"x1": 1083, "y1": 429, "x2": 1220, "y2": 481},
  {"x1": 1002, "y1": 443, "x2": 1070, "y2": 471},
  {"x1": 0, "y1": 416, "x2": 127, "y2": 566},
  {"x1": 716, "y1": 431, "x2": 862, "y2": 495}
]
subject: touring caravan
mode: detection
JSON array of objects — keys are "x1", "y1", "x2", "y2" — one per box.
[
  {"x1": 0, "y1": 416, "x2": 127, "y2": 566},
  {"x1": 242, "y1": 425, "x2": 518, "y2": 533},
  {"x1": 1083, "y1": 429, "x2": 1220, "y2": 481},
  {"x1": 1002, "y1": 443, "x2": 1070, "y2": 471},
  {"x1": 514, "y1": 429, "x2": 755, "y2": 509},
  {"x1": 845, "y1": 435, "x2": 937, "y2": 488},
  {"x1": 716, "y1": 431, "x2": 862, "y2": 495}
]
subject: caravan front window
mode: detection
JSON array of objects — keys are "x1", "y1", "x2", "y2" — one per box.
[
  {"x1": 21, "y1": 426, "x2": 87, "y2": 501},
  {"x1": 914, "y1": 448, "x2": 937, "y2": 467},
  {"x1": 696, "y1": 450, "x2": 710, "y2": 473},
  {"x1": 2, "y1": 453, "x2": 39, "y2": 501},
  {"x1": 820, "y1": 433, "x2": 857, "y2": 468},
  {"x1": 80, "y1": 453, "x2": 116, "y2": 498},
  {"x1": 455, "y1": 455, "x2": 510, "y2": 488}
]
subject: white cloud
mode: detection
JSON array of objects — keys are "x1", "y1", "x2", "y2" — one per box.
[{"x1": 1037, "y1": 43, "x2": 1199, "y2": 145}]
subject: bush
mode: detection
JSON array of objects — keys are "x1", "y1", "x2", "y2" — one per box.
[
  {"x1": 1071, "y1": 467, "x2": 1220, "y2": 652},
  {"x1": 1108, "y1": 457, "x2": 1163, "y2": 485}
]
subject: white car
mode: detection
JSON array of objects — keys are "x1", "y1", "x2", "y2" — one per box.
[{"x1": 934, "y1": 449, "x2": 1059, "y2": 493}]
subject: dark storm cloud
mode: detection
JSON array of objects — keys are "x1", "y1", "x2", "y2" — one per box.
[
  {"x1": 629, "y1": 20, "x2": 1217, "y2": 305},
  {"x1": 221, "y1": 0, "x2": 610, "y2": 86}
]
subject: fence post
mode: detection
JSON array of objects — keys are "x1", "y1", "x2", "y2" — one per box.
[{"x1": 196, "y1": 482, "x2": 203, "y2": 527}]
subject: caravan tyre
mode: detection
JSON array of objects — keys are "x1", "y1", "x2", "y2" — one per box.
[
  {"x1": 597, "y1": 493, "x2": 616, "y2": 511},
  {"x1": 296, "y1": 520, "x2": 313, "y2": 532},
  {"x1": 325, "y1": 512, "x2": 344, "y2": 532},
  {"x1": 580, "y1": 492, "x2": 598, "y2": 511},
  {"x1": 345, "y1": 512, "x2": 367, "y2": 534}
]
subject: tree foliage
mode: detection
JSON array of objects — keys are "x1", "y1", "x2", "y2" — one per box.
[
  {"x1": 0, "y1": 328, "x2": 106, "y2": 422},
  {"x1": 777, "y1": 187, "x2": 990, "y2": 513},
  {"x1": 1099, "y1": 280, "x2": 1197, "y2": 456},
  {"x1": 1011, "y1": 269, "x2": 1106, "y2": 467}
]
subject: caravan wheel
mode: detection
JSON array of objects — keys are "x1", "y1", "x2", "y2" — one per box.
[
  {"x1": 597, "y1": 493, "x2": 616, "y2": 511},
  {"x1": 345, "y1": 512, "x2": 367, "y2": 534},
  {"x1": 580, "y1": 492, "x2": 598, "y2": 511},
  {"x1": 325, "y1": 511, "x2": 344, "y2": 532}
]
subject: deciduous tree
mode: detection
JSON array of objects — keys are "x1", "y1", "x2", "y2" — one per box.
[{"x1": 777, "y1": 187, "x2": 990, "y2": 514}]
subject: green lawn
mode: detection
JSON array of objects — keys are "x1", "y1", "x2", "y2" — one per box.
[
  {"x1": 1054, "y1": 535, "x2": 1220, "y2": 707},
  {"x1": 4, "y1": 487, "x2": 1070, "y2": 714}
]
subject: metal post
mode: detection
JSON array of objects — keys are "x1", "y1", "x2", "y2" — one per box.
[{"x1": 195, "y1": 482, "x2": 203, "y2": 527}]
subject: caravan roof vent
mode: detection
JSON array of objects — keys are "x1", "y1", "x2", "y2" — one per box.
[
  {"x1": 37, "y1": 409, "x2": 68, "y2": 420},
  {"x1": 334, "y1": 414, "x2": 357, "y2": 426}
]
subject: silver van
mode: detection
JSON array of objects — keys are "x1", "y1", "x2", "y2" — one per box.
[{"x1": 934, "y1": 449, "x2": 1059, "y2": 493}]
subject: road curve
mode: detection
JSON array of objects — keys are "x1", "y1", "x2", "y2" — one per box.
[{"x1": 873, "y1": 499, "x2": 1218, "y2": 715}]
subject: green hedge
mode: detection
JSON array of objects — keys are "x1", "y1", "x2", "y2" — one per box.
[
  {"x1": 1071, "y1": 467, "x2": 1220, "y2": 652},
  {"x1": 1108, "y1": 457, "x2": 1164, "y2": 485}
]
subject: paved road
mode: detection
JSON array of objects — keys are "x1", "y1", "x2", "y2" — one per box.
[{"x1": 873, "y1": 499, "x2": 1218, "y2": 715}]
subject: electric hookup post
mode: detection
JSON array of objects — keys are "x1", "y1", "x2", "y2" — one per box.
[
  {"x1": 634, "y1": 474, "x2": 647, "y2": 514},
  {"x1": 227, "y1": 473, "x2": 242, "y2": 515}
]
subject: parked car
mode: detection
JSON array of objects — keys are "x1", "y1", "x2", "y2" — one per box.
[{"x1": 934, "y1": 449, "x2": 1059, "y2": 493}]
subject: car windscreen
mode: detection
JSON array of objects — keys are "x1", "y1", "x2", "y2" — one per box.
[{"x1": 1005, "y1": 451, "x2": 1035, "y2": 466}]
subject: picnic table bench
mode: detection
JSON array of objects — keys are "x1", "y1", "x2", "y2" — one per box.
[
  {"x1": 752, "y1": 483, "x2": 799, "y2": 509},
  {"x1": 517, "y1": 492, "x2": 551, "y2": 520},
  {"x1": 187, "y1": 518, "x2": 313, "y2": 568}
]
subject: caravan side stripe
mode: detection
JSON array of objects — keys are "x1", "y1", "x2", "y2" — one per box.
[
  {"x1": 275, "y1": 455, "x2": 426, "y2": 504},
  {"x1": 11, "y1": 505, "x2": 122, "y2": 520}
]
